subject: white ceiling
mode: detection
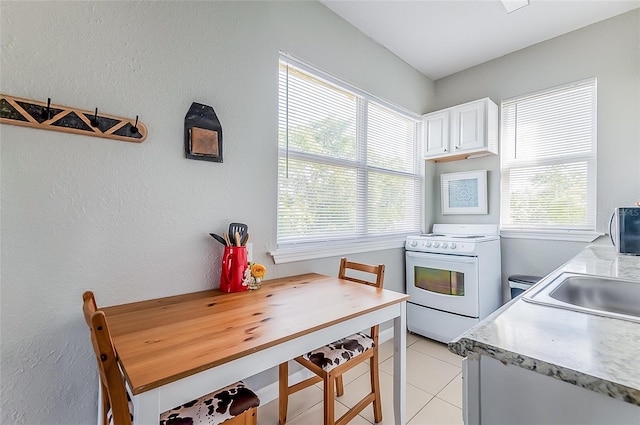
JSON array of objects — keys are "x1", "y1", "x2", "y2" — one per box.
[{"x1": 320, "y1": 0, "x2": 640, "y2": 80}]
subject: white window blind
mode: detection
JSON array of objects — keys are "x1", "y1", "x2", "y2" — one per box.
[
  {"x1": 277, "y1": 55, "x2": 422, "y2": 249},
  {"x1": 500, "y1": 78, "x2": 597, "y2": 234}
]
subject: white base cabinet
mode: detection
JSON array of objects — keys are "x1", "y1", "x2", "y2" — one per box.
[
  {"x1": 423, "y1": 98, "x2": 498, "y2": 161},
  {"x1": 463, "y1": 355, "x2": 640, "y2": 425}
]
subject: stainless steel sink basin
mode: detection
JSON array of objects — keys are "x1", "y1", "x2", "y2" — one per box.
[{"x1": 522, "y1": 272, "x2": 640, "y2": 323}]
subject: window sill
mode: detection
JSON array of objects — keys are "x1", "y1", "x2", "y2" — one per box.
[
  {"x1": 500, "y1": 229, "x2": 603, "y2": 242},
  {"x1": 269, "y1": 236, "x2": 409, "y2": 264}
]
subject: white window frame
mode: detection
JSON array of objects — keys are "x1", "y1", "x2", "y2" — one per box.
[
  {"x1": 500, "y1": 78, "x2": 600, "y2": 242},
  {"x1": 271, "y1": 53, "x2": 423, "y2": 263}
]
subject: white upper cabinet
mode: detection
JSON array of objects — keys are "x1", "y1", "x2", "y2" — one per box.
[
  {"x1": 451, "y1": 101, "x2": 485, "y2": 152},
  {"x1": 423, "y1": 98, "x2": 498, "y2": 161},
  {"x1": 423, "y1": 110, "x2": 449, "y2": 156}
]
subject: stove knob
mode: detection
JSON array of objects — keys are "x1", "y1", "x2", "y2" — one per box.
[
  {"x1": 410, "y1": 240, "x2": 418, "y2": 247},
  {"x1": 441, "y1": 242, "x2": 449, "y2": 248},
  {"x1": 433, "y1": 242, "x2": 440, "y2": 248},
  {"x1": 450, "y1": 242, "x2": 457, "y2": 249},
  {"x1": 425, "y1": 241, "x2": 432, "y2": 247}
]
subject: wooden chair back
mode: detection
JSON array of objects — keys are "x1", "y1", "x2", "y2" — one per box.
[
  {"x1": 338, "y1": 258, "x2": 385, "y2": 341},
  {"x1": 82, "y1": 291, "x2": 132, "y2": 425},
  {"x1": 338, "y1": 257, "x2": 385, "y2": 289}
]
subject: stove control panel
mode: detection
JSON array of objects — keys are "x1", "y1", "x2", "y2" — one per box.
[{"x1": 405, "y1": 237, "x2": 476, "y2": 254}]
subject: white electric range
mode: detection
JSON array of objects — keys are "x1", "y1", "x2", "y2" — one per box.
[{"x1": 405, "y1": 224, "x2": 502, "y2": 343}]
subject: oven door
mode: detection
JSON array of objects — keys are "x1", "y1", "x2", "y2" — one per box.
[{"x1": 406, "y1": 251, "x2": 479, "y2": 317}]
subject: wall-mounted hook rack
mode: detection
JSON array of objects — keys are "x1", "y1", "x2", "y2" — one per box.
[
  {"x1": 0, "y1": 94, "x2": 147, "y2": 143},
  {"x1": 91, "y1": 107, "x2": 100, "y2": 128}
]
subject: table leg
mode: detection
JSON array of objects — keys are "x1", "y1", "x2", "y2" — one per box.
[
  {"x1": 393, "y1": 301, "x2": 407, "y2": 425},
  {"x1": 132, "y1": 390, "x2": 160, "y2": 425}
]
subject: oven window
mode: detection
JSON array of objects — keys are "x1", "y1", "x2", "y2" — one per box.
[{"x1": 414, "y1": 266, "x2": 465, "y2": 296}]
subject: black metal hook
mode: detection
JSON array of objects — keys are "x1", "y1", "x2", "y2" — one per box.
[
  {"x1": 91, "y1": 107, "x2": 99, "y2": 127},
  {"x1": 131, "y1": 115, "x2": 139, "y2": 134},
  {"x1": 41, "y1": 98, "x2": 51, "y2": 120}
]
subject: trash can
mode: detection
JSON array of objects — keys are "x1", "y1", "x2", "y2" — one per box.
[{"x1": 508, "y1": 275, "x2": 542, "y2": 299}]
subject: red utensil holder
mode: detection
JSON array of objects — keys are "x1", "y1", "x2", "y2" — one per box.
[{"x1": 220, "y1": 246, "x2": 248, "y2": 292}]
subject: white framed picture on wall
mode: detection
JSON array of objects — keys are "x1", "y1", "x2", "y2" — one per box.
[{"x1": 441, "y1": 170, "x2": 488, "y2": 214}]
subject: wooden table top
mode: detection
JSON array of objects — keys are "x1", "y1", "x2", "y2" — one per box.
[{"x1": 101, "y1": 273, "x2": 409, "y2": 395}]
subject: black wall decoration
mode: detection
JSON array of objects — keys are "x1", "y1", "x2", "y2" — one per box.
[
  {"x1": 0, "y1": 94, "x2": 147, "y2": 143},
  {"x1": 184, "y1": 102, "x2": 223, "y2": 162}
]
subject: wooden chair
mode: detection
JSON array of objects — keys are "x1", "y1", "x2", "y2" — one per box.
[
  {"x1": 278, "y1": 258, "x2": 385, "y2": 425},
  {"x1": 82, "y1": 291, "x2": 260, "y2": 425}
]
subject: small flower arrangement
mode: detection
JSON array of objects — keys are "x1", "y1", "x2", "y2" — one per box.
[{"x1": 243, "y1": 262, "x2": 266, "y2": 290}]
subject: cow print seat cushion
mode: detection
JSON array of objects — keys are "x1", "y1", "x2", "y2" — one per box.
[
  {"x1": 302, "y1": 332, "x2": 374, "y2": 372},
  {"x1": 108, "y1": 381, "x2": 259, "y2": 425},
  {"x1": 159, "y1": 381, "x2": 259, "y2": 425}
]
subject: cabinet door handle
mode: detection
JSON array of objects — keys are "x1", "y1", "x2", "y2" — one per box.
[
  {"x1": 443, "y1": 148, "x2": 447, "y2": 152},
  {"x1": 455, "y1": 145, "x2": 460, "y2": 150}
]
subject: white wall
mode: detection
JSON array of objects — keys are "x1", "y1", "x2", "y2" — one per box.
[
  {"x1": 430, "y1": 9, "x2": 640, "y2": 299},
  {"x1": 0, "y1": 2, "x2": 434, "y2": 423}
]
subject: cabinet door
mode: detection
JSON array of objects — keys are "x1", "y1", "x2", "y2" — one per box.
[
  {"x1": 451, "y1": 100, "x2": 485, "y2": 152},
  {"x1": 423, "y1": 111, "x2": 449, "y2": 157}
]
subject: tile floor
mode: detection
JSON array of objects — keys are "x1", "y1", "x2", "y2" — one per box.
[{"x1": 257, "y1": 332, "x2": 464, "y2": 425}]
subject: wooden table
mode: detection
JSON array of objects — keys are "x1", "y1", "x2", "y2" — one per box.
[{"x1": 101, "y1": 273, "x2": 409, "y2": 424}]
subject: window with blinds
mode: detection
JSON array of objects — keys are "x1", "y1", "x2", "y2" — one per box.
[
  {"x1": 500, "y1": 78, "x2": 597, "y2": 235},
  {"x1": 277, "y1": 55, "x2": 422, "y2": 248}
]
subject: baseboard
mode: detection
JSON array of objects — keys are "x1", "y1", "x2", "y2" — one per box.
[
  {"x1": 379, "y1": 326, "x2": 394, "y2": 344},
  {"x1": 254, "y1": 326, "x2": 395, "y2": 405}
]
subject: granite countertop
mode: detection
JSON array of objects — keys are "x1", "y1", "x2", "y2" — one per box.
[{"x1": 448, "y1": 244, "x2": 640, "y2": 406}]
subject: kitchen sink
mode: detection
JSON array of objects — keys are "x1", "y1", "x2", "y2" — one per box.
[{"x1": 522, "y1": 272, "x2": 640, "y2": 323}]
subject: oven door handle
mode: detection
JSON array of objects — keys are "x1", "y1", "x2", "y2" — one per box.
[{"x1": 406, "y1": 251, "x2": 477, "y2": 264}]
